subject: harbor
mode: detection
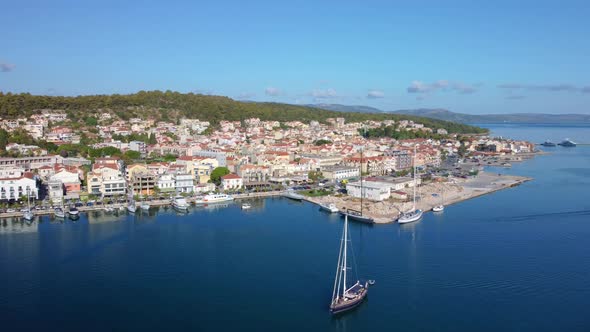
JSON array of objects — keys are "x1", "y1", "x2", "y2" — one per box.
[{"x1": 306, "y1": 171, "x2": 532, "y2": 223}]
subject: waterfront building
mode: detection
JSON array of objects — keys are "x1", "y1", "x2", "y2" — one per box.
[
  {"x1": 0, "y1": 155, "x2": 63, "y2": 170},
  {"x1": 87, "y1": 164, "x2": 127, "y2": 197},
  {"x1": 47, "y1": 179, "x2": 64, "y2": 203},
  {"x1": 345, "y1": 180, "x2": 391, "y2": 202},
  {"x1": 321, "y1": 166, "x2": 360, "y2": 181},
  {"x1": 0, "y1": 172, "x2": 38, "y2": 200},
  {"x1": 221, "y1": 173, "x2": 243, "y2": 191},
  {"x1": 156, "y1": 174, "x2": 175, "y2": 193},
  {"x1": 130, "y1": 172, "x2": 156, "y2": 195},
  {"x1": 174, "y1": 173, "x2": 194, "y2": 193}
]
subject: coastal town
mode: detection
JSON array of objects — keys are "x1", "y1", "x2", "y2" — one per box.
[{"x1": 0, "y1": 109, "x2": 538, "y2": 223}]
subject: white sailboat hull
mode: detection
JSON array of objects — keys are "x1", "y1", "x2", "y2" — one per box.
[{"x1": 398, "y1": 209, "x2": 423, "y2": 224}]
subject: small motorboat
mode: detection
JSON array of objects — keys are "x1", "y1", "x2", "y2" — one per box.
[
  {"x1": 54, "y1": 207, "x2": 66, "y2": 218},
  {"x1": 432, "y1": 205, "x2": 445, "y2": 212},
  {"x1": 319, "y1": 203, "x2": 339, "y2": 213},
  {"x1": 241, "y1": 203, "x2": 252, "y2": 210}
]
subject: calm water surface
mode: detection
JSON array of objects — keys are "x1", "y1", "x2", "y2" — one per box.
[{"x1": 1, "y1": 124, "x2": 589, "y2": 331}]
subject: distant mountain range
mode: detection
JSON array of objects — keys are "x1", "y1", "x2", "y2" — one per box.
[{"x1": 310, "y1": 104, "x2": 590, "y2": 124}]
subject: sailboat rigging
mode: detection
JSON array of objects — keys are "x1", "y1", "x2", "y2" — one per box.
[
  {"x1": 339, "y1": 127, "x2": 374, "y2": 224},
  {"x1": 330, "y1": 212, "x2": 368, "y2": 314},
  {"x1": 397, "y1": 145, "x2": 423, "y2": 223}
]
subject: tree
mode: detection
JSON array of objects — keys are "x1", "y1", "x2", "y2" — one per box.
[
  {"x1": 124, "y1": 150, "x2": 141, "y2": 160},
  {"x1": 210, "y1": 167, "x2": 230, "y2": 185}
]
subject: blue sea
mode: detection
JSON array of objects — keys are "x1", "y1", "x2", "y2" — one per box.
[{"x1": 1, "y1": 124, "x2": 589, "y2": 331}]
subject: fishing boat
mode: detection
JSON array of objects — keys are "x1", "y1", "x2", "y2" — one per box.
[
  {"x1": 282, "y1": 190, "x2": 304, "y2": 201},
  {"x1": 195, "y1": 193, "x2": 234, "y2": 204},
  {"x1": 172, "y1": 195, "x2": 189, "y2": 211},
  {"x1": 54, "y1": 207, "x2": 66, "y2": 218},
  {"x1": 558, "y1": 138, "x2": 577, "y2": 147},
  {"x1": 241, "y1": 202, "x2": 252, "y2": 210},
  {"x1": 330, "y1": 212, "x2": 369, "y2": 314},
  {"x1": 319, "y1": 202, "x2": 339, "y2": 213},
  {"x1": 541, "y1": 140, "x2": 556, "y2": 147},
  {"x1": 398, "y1": 145, "x2": 423, "y2": 224}
]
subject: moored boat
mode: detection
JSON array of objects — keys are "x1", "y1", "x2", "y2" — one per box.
[
  {"x1": 195, "y1": 193, "x2": 234, "y2": 204},
  {"x1": 282, "y1": 190, "x2": 304, "y2": 201},
  {"x1": 54, "y1": 207, "x2": 66, "y2": 218},
  {"x1": 397, "y1": 145, "x2": 422, "y2": 224},
  {"x1": 558, "y1": 138, "x2": 577, "y2": 147},
  {"x1": 172, "y1": 195, "x2": 189, "y2": 210},
  {"x1": 140, "y1": 201, "x2": 150, "y2": 210},
  {"x1": 22, "y1": 209, "x2": 34, "y2": 222},
  {"x1": 339, "y1": 209, "x2": 374, "y2": 224},
  {"x1": 241, "y1": 202, "x2": 252, "y2": 210},
  {"x1": 541, "y1": 140, "x2": 556, "y2": 147},
  {"x1": 432, "y1": 205, "x2": 444, "y2": 212},
  {"x1": 127, "y1": 201, "x2": 136, "y2": 213},
  {"x1": 319, "y1": 203, "x2": 339, "y2": 213},
  {"x1": 330, "y1": 212, "x2": 369, "y2": 314},
  {"x1": 68, "y1": 207, "x2": 80, "y2": 216}
]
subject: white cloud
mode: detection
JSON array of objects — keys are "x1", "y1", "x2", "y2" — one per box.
[
  {"x1": 0, "y1": 63, "x2": 16, "y2": 72},
  {"x1": 367, "y1": 89, "x2": 385, "y2": 99},
  {"x1": 310, "y1": 88, "x2": 338, "y2": 99},
  {"x1": 407, "y1": 80, "x2": 478, "y2": 94},
  {"x1": 498, "y1": 83, "x2": 581, "y2": 92},
  {"x1": 265, "y1": 87, "x2": 282, "y2": 96}
]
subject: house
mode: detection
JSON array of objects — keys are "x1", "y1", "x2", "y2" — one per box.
[
  {"x1": 47, "y1": 179, "x2": 64, "y2": 203},
  {"x1": 86, "y1": 163, "x2": 126, "y2": 197},
  {"x1": 156, "y1": 174, "x2": 175, "y2": 193},
  {"x1": 50, "y1": 168, "x2": 81, "y2": 196},
  {"x1": 174, "y1": 173, "x2": 194, "y2": 193},
  {"x1": 221, "y1": 173, "x2": 243, "y2": 191}
]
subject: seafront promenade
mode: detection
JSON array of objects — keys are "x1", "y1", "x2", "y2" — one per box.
[{"x1": 0, "y1": 190, "x2": 284, "y2": 219}]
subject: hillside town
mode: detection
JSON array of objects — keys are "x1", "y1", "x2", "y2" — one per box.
[{"x1": 0, "y1": 110, "x2": 536, "y2": 216}]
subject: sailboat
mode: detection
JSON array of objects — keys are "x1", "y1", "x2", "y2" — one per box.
[
  {"x1": 432, "y1": 187, "x2": 445, "y2": 212},
  {"x1": 330, "y1": 212, "x2": 369, "y2": 314},
  {"x1": 54, "y1": 199, "x2": 66, "y2": 218},
  {"x1": 339, "y1": 143, "x2": 375, "y2": 224},
  {"x1": 22, "y1": 189, "x2": 34, "y2": 222},
  {"x1": 127, "y1": 185, "x2": 137, "y2": 213},
  {"x1": 397, "y1": 145, "x2": 423, "y2": 224}
]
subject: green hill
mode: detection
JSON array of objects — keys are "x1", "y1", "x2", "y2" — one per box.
[{"x1": 0, "y1": 90, "x2": 487, "y2": 134}]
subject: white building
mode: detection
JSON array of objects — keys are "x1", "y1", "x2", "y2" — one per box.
[
  {"x1": 346, "y1": 181, "x2": 391, "y2": 202},
  {"x1": 174, "y1": 173, "x2": 194, "y2": 193},
  {"x1": 0, "y1": 173, "x2": 38, "y2": 201},
  {"x1": 321, "y1": 166, "x2": 360, "y2": 181},
  {"x1": 47, "y1": 179, "x2": 64, "y2": 203},
  {"x1": 221, "y1": 174, "x2": 243, "y2": 191},
  {"x1": 157, "y1": 174, "x2": 175, "y2": 193}
]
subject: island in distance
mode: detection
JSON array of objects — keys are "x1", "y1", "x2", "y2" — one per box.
[{"x1": 310, "y1": 104, "x2": 590, "y2": 124}]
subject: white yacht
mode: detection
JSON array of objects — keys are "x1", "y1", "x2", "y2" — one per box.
[
  {"x1": 54, "y1": 207, "x2": 66, "y2": 218},
  {"x1": 319, "y1": 202, "x2": 339, "y2": 213},
  {"x1": 195, "y1": 193, "x2": 234, "y2": 204},
  {"x1": 241, "y1": 202, "x2": 252, "y2": 210},
  {"x1": 172, "y1": 196, "x2": 189, "y2": 210},
  {"x1": 397, "y1": 145, "x2": 423, "y2": 224},
  {"x1": 22, "y1": 209, "x2": 34, "y2": 222},
  {"x1": 432, "y1": 205, "x2": 444, "y2": 212},
  {"x1": 68, "y1": 206, "x2": 80, "y2": 217}
]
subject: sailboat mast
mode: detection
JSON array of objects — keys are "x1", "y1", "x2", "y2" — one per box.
[
  {"x1": 412, "y1": 145, "x2": 416, "y2": 210},
  {"x1": 360, "y1": 147, "x2": 363, "y2": 215},
  {"x1": 342, "y1": 214, "x2": 348, "y2": 298}
]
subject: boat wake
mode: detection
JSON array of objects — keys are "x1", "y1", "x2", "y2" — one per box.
[{"x1": 490, "y1": 209, "x2": 590, "y2": 223}]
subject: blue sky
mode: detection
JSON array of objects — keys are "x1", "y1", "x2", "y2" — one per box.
[{"x1": 1, "y1": 0, "x2": 589, "y2": 114}]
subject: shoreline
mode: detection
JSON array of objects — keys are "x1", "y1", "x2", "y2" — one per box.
[{"x1": 305, "y1": 171, "x2": 532, "y2": 224}]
